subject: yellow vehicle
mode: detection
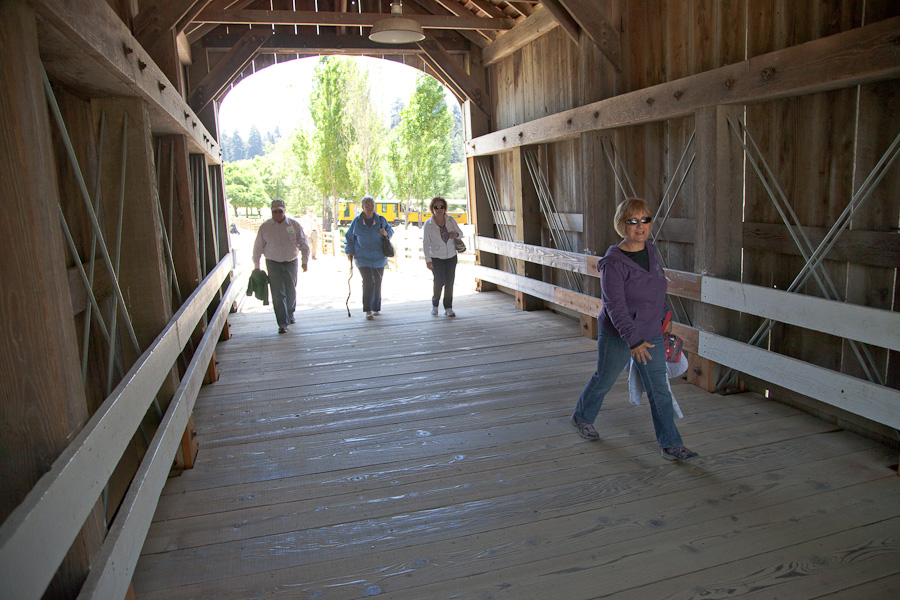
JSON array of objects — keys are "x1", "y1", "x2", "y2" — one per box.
[
  {"x1": 337, "y1": 201, "x2": 468, "y2": 226},
  {"x1": 337, "y1": 201, "x2": 402, "y2": 225}
]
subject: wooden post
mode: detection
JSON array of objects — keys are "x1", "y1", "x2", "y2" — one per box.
[
  {"x1": 693, "y1": 104, "x2": 744, "y2": 391},
  {"x1": 0, "y1": 0, "x2": 103, "y2": 592},
  {"x1": 513, "y1": 146, "x2": 543, "y2": 311},
  {"x1": 179, "y1": 414, "x2": 199, "y2": 470},
  {"x1": 464, "y1": 47, "x2": 497, "y2": 292},
  {"x1": 92, "y1": 97, "x2": 182, "y2": 488},
  {"x1": 578, "y1": 19, "x2": 618, "y2": 338}
]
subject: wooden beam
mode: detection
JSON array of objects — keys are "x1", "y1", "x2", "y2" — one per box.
[
  {"x1": 202, "y1": 31, "x2": 470, "y2": 53},
  {"x1": 482, "y1": 6, "x2": 559, "y2": 66},
  {"x1": 557, "y1": 0, "x2": 622, "y2": 72},
  {"x1": 30, "y1": 0, "x2": 219, "y2": 161},
  {"x1": 470, "y1": 16, "x2": 900, "y2": 155},
  {"x1": 194, "y1": 9, "x2": 514, "y2": 30},
  {"x1": 0, "y1": 256, "x2": 233, "y2": 600},
  {"x1": 539, "y1": 0, "x2": 580, "y2": 44},
  {"x1": 417, "y1": 39, "x2": 492, "y2": 117},
  {"x1": 742, "y1": 223, "x2": 900, "y2": 269},
  {"x1": 176, "y1": 0, "x2": 215, "y2": 35},
  {"x1": 702, "y1": 332, "x2": 900, "y2": 430},
  {"x1": 409, "y1": 0, "x2": 490, "y2": 48},
  {"x1": 185, "y1": 0, "x2": 254, "y2": 44},
  {"x1": 513, "y1": 147, "x2": 542, "y2": 311},
  {"x1": 189, "y1": 28, "x2": 272, "y2": 114},
  {"x1": 476, "y1": 234, "x2": 900, "y2": 351},
  {"x1": 133, "y1": 0, "x2": 205, "y2": 50},
  {"x1": 693, "y1": 105, "x2": 743, "y2": 339},
  {"x1": 76, "y1": 268, "x2": 242, "y2": 600},
  {"x1": 465, "y1": 0, "x2": 509, "y2": 20},
  {"x1": 0, "y1": 2, "x2": 99, "y2": 596}
]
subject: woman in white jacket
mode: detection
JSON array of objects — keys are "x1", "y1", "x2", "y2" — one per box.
[{"x1": 423, "y1": 196, "x2": 463, "y2": 317}]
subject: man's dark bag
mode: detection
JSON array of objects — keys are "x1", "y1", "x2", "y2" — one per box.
[{"x1": 381, "y1": 234, "x2": 395, "y2": 257}]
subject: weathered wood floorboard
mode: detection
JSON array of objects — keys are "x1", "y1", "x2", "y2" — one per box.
[{"x1": 135, "y1": 292, "x2": 900, "y2": 600}]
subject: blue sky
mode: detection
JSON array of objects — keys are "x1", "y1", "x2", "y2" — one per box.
[{"x1": 218, "y1": 56, "x2": 457, "y2": 139}]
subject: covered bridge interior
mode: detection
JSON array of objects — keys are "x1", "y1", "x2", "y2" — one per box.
[{"x1": 1, "y1": 1, "x2": 898, "y2": 598}]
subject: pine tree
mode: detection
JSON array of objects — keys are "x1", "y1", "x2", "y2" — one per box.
[
  {"x1": 226, "y1": 129, "x2": 246, "y2": 161},
  {"x1": 246, "y1": 125, "x2": 264, "y2": 159}
]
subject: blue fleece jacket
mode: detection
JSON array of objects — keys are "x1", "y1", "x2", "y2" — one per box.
[
  {"x1": 597, "y1": 242, "x2": 670, "y2": 348},
  {"x1": 344, "y1": 213, "x2": 394, "y2": 268}
]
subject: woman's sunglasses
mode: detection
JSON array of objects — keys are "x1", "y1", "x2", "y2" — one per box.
[
  {"x1": 432, "y1": 205, "x2": 446, "y2": 210},
  {"x1": 624, "y1": 216, "x2": 652, "y2": 225}
]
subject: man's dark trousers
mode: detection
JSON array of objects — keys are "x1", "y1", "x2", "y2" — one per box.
[{"x1": 266, "y1": 257, "x2": 298, "y2": 328}]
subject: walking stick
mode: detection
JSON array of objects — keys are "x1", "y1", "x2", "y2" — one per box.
[{"x1": 346, "y1": 256, "x2": 354, "y2": 317}]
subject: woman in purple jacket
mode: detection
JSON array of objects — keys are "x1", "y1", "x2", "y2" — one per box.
[{"x1": 571, "y1": 198, "x2": 698, "y2": 462}]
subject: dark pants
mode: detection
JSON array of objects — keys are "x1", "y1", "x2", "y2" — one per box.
[
  {"x1": 357, "y1": 266, "x2": 384, "y2": 312},
  {"x1": 431, "y1": 255, "x2": 457, "y2": 309},
  {"x1": 266, "y1": 258, "x2": 298, "y2": 328}
]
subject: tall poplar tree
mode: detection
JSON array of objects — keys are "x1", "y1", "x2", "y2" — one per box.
[
  {"x1": 346, "y1": 61, "x2": 386, "y2": 201},
  {"x1": 389, "y1": 74, "x2": 452, "y2": 221},
  {"x1": 308, "y1": 57, "x2": 354, "y2": 229}
]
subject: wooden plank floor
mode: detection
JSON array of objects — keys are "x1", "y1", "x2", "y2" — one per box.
[{"x1": 133, "y1": 278, "x2": 900, "y2": 599}]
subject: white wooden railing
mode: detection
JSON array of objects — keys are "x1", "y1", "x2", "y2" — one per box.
[
  {"x1": 474, "y1": 237, "x2": 900, "y2": 431},
  {"x1": 0, "y1": 254, "x2": 242, "y2": 600}
]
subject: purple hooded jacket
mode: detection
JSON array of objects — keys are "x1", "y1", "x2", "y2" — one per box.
[{"x1": 597, "y1": 242, "x2": 670, "y2": 348}]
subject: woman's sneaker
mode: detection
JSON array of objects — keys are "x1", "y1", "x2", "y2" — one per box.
[
  {"x1": 430, "y1": 306, "x2": 438, "y2": 316},
  {"x1": 366, "y1": 311, "x2": 374, "y2": 320},
  {"x1": 570, "y1": 416, "x2": 599, "y2": 440},
  {"x1": 445, "y1": 308, "x2": 456, "y2": 317},
  {"x1": 660, "y1": 446, "x2": 698, "y2": 462}
]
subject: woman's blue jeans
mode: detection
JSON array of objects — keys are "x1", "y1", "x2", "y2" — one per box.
[{"x1": 573, "y1": 331, "x2": 683, "y2": 448}]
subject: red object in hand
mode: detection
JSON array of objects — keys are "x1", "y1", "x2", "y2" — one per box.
[{"x1": 663, "y1": 333, "x2": 683, "y2": 363}]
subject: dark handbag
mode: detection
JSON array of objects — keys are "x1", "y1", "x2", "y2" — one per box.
[
  {"x1": 663, "y1": 333, "x2": 683, "y2": 363},
  {"x1": 453, "y1": 237, "x2": 466, "y2": 253},
  {"x1": 381, "y1": 234, "x2": 395, "y2": 257}
]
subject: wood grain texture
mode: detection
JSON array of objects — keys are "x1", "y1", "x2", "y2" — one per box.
[{"x1": 133, "y1": 292, "x2": 898, "y2": 599}]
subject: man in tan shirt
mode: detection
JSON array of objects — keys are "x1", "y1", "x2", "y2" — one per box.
[{"x1": 252, "y1": 199, "x2": 309, "y2": 333}]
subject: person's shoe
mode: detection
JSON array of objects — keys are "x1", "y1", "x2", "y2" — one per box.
[
  {"x1": 570, "y1": 416, "x2": 600, "y2": 441},
  {"x1": 660, "y1": 446, "x2": 699, "y2": 462},
  {"x1": 366, "y1": 311, "x2": 374, "y2": 320},
  {"x1": 445, "y1": 308, "x2": 456, "y2": 317},
  {"x1": 278, "y1": 326, "x2": 287, "y2": 334},
  {"x1": 289, "y1": 316, "x2": 296, "y2": 324},
  {"x1": 373, "y1": 311, "x2": 380, "y2": 316},
  {"x1": 430, "y1": 306, "x2": 438, "y2": 316}
]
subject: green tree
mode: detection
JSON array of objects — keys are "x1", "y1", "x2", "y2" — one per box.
[
  {"x1": 346, "y1": 61, "x2": 386, "y2": 201},
  {"x1": 224, "y1": 160, "x2": 267, "y2": 216},
  {"x1": 246, "y1": 125, "x2": 264, "y2": 159},
  {"x1": 225, "y1": 129, "x2": 246, "y2": 161},
  {"x1": 389, "y1": 73, "x2": 453, "y2": 222},
  {"x1": 308, "y1": 57, "x2": 355, "y2": 229}
]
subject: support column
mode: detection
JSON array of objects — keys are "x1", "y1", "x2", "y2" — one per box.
[
  {"x1": 0, "y1": 0, "x2": 102, "y2": 593},
  {"x1": 464, "y1": 47, "x2": 496, "y2": 291},
  {"x1": 513, "y1": 146, "x2": 543, "y2": 310},
  {"x1": 93, "y1": 96, "x2": 184, "y2": 492},
  {"x1": 691, "y1": 105, "x2": 744, "y2": 391}
]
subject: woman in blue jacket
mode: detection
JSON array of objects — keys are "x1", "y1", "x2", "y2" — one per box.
[
  {"x1": 345, "y1": 196, "x2": 394, "y2": 320},
  {"x1": 570, "y1": 198, "x2": 698, "y2": 462}
]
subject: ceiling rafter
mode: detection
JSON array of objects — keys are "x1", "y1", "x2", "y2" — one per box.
[
  {"x1": 408, "y1": 0, "x2": 492, "y2": 47},
  {"x1": 557, "y1": 0, "x2": 623, "y2": 72},
  {"x1": 192, "y1": 8, "x2": 515, "y2": 31}
]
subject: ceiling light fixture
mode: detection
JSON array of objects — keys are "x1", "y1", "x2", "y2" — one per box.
[{"x1": 369, "y1": 1, "x2": 425, "y2": 44}]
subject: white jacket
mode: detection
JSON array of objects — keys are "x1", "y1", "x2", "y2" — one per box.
[{"x1": 423, "y1": 215, "x2": 463, "y2": 262}]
